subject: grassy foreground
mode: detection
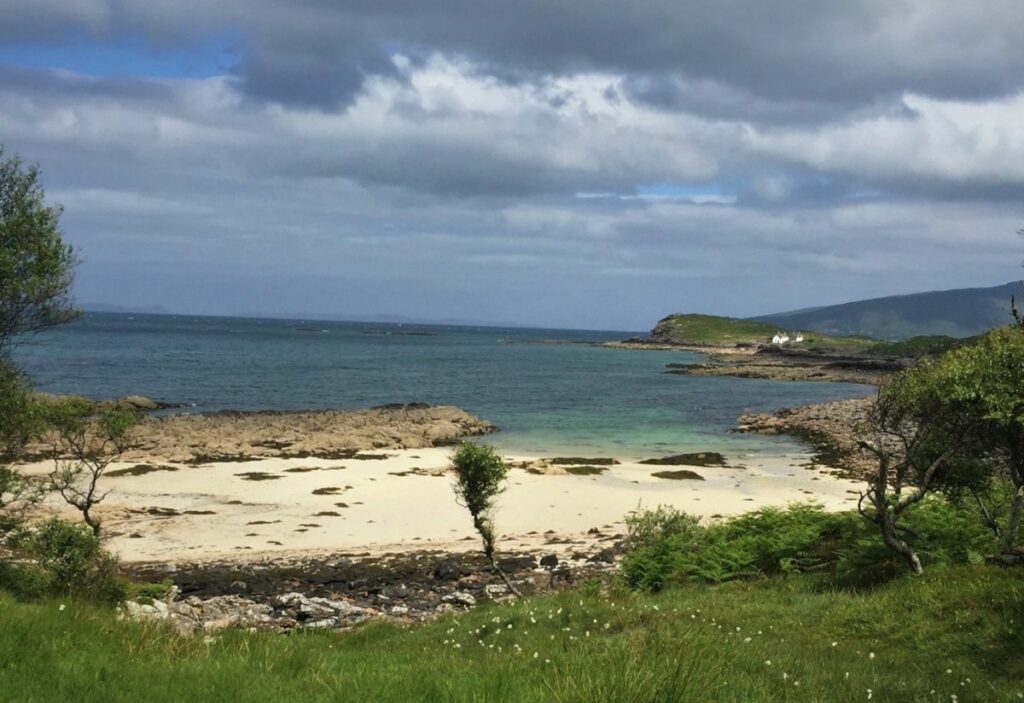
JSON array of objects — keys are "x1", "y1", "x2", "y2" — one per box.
[{"x1": 2, "y1": 565, "x2": 1022, "y2": 702}]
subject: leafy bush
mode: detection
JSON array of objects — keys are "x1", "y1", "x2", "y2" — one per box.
[
  {"x1": 621, "y1": 507, "x2": 702, "y2": 591},
  {"x1": 621, "y1": 499, "x2": 1001, "y2": 592},
  {"x1": 0, "y1": 518, "x2": 125, "y2": 603}
]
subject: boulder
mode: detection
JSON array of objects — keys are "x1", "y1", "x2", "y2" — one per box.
[
  {"x1": 539, "y1": 554, "x2": 559, "y2": 568},
  {"x1": 442, "y1": 591, "x2": 477, "y2": 608},
  {"x1": 115, "y1": 395, "x2": 161, "y2": 411}
]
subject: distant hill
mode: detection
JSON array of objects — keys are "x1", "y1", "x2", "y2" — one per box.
[
  {"x1": 753, "y1": 281, "x2": 1021, "y2": 339},
  {"x1": 647, "y1": 313, "x2": 877, "y2": 351},
  {"x1": 642, "y1": 313, "x2": 967, "y2": 361}
]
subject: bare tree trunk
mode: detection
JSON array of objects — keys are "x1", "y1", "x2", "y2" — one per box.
[
  {"x1": 473, "y1": 515, "x2": 521, "y2": 597},
  {"x1": 858, "y1": 440, "x2": 928, "y2": 576},
  {"x1": 879, "y1": 510, "x2": 923, "y2": 575},
  {"x1": 1002, "y1": 446, "x2": 1024, "y2": 554},
  {"x1": 1003, "y1": 482, "x2": 1024, "y2": 554},
  {"x1": 489, "y1": 556, "x2": 522, "y2": 597},
  {"x1": 83, "y1": 507, "x2": 101, "y2": 537},
  {"x1": 970, "y1": 488, "x2": 1001, "y2": 537}
]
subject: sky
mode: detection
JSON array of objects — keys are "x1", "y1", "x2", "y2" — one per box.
[{"x1": 1, "y1": 2, "x2": 1023, "y2": 330}]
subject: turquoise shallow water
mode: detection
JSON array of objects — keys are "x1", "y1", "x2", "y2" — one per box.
[{"x1": 15, "y1": 313, "x2": 874, "y2": 460}]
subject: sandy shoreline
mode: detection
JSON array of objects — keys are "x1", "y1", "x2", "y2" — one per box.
[{"x1": 20, "y1": 445, "x2": 862, "y2": 565}]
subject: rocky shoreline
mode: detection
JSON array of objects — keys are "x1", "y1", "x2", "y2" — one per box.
[
  {"x1": 735, "y1": 397, "x2": 877, "y2": 479},
  {"x1": 28, "y1": 403, "x2": 497, "y2": 464},
  {"x1": 606, "y1": 340, "x2": 901, "y2": 385},
  {"x1": 664, "y1": 352, "x2": 897, "y2": 385},
  {"x1": 120, "y1": 542, "x2": 620, "y2": 635}
]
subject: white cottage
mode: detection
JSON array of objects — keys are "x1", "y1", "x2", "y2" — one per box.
[{"x1": 771, "y1": 332, "x2": 790, "y2": 345}]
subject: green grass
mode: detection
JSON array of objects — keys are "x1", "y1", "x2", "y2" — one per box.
[
  {"x1": 654, "y1": 314, "x2": 777, "y2": 345},
  {"x1": 2, "y1": 565, "x2": 1022, "y2": 702},
  {"x1": 653, "y1": 314, "x2": 878, "y2": 351},
  {"x1": 865, "y1": 335, "x2": 965, "y2": 359},
  {"x1": 800, "y1": 333, "x2": 878, "y2": 352}
]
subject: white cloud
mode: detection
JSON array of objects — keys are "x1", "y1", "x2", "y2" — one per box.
[
  {"x1": 1, "y1": 49, "x2": 1022, "y2": 327},
  {"x1": 752, "y1": 92, "x2": 1024, "y2": 184}
]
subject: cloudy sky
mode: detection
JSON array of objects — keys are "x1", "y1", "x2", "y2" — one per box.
[{"x1": 1, "y1": 1, "x2": 1022, "y2": 330}]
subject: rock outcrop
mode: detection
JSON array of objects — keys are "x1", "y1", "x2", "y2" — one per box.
[
  {"x1": 736, "y1": 397, "x2": 878, "y2": 478},
  {"x1": 109, "y1": 405, "x2": 495, "y2": 464}
]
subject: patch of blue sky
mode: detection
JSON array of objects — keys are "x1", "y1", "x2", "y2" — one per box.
[
  {"x1": 0, "y1": 33, "x2": 240, "y2": 79},
  {"x1": 575, "y1": 182, "x2": 736, "y2": 204}
]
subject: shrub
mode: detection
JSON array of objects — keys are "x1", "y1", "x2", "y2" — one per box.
[
  {"x1": 621, "y1": 504, "x2": 864, "y2": 591},
  {"x1": 0, "y1": 518, "x2": 125, "y2": 603},
  {"x1": 621, "y1": 507, "x2": 701, "y2": 592},
  {"x1": 620, "y1": 500, "x2": 1001, "y2": 592}
]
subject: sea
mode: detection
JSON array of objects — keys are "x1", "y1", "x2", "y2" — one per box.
[{"x1": 14, "y1": 313, "x2": 874, "y2": 460}]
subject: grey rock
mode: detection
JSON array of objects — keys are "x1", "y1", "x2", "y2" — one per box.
[{"x1": 442, "y1": 591, "x2": 476, "y2": 608}]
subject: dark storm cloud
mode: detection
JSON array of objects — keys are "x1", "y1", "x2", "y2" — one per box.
[{"x1": 5, "y1": 1, "x2": 1024, "y2": 111}]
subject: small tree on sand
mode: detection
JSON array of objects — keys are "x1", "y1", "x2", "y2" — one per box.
[
  {"x1": 44, "y1": 399, "x2": 136, "y2": 537},
  {"x1": 451, "y1": 442, "x2": 521, "y2": 597}
]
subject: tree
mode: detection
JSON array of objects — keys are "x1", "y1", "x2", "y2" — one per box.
[
  {"x1": 946, "y1": 327, "x2": 1024, "y2": 553},
  {"x1": 0, "y1": 147, "x2": 78, "y2": 541},
  {"x1": 0, "y1": 147, "x2": 78, "y2": 357},
  {"x1": 859, "y1": 326, "x2": 1024, "y2": 572},
  {"x1": 44, "y1": 399, "x2": 136, "y2": 537},
  {"x1": 858, "y1": 355, "x2": 985, "y2": 574},
  {"x1": 0, "y1": 362, "x2": 43, "y2": 540},
  {"x1": 450, "y1": 442, "x2": 521, "y2": 596}
]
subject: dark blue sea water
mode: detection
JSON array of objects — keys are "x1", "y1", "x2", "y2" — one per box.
[{"x1": 15, "y1": 313, "x2": 874, "y2": 459}]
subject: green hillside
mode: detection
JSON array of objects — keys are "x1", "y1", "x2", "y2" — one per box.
[
  {"x1": 650, "y1": 313, "x2": 876, "y2": 351},
  {"x1": 754, "y1": 281, "x2": 1020, "y2": 340},
  {"x1": 650, "y1": 314, "x2": 777, "y2": 345}
]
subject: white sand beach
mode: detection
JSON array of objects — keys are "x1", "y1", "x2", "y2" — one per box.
[{"x1": 20, "y1": 447, "x2": 863, "y2": 564}]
